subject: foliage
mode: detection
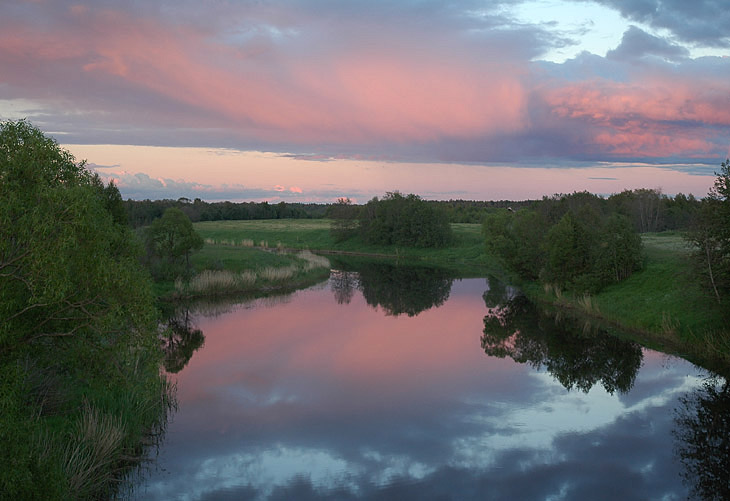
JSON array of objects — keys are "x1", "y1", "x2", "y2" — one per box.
[
  {"x1": 481, "y1": 280, "x2": 643, "y2": 394},
  {"x1": 124, "y1": 197, "x2": 327, "y2": 227},
  {"x1": 594, "y1": 213, "x2": 644, "y2": 283},
  {"x1": 674, "y1": 378, "x2": 730, "y2": 501},
  {"x1": 482, "y1": 208, "x2": 547, "y2": 279},
  {"x1": 483, "y1": 193, "x2": 643, "y2": 293},
  {"x1": 327, "y1": 197, "x2": 360, "y2": 242},
  {"x1": 144, "y1": 207, "x2": 204, "y2": 280},
  {"x1": 359, "y1": 192, "x2": 454, "y2": 248},
  {"x1": 0, "y1": 120, "x2": 169, "y2": 499},
  {"x1": 589, "y1": 233, "x2": 726, "y2": 342},
  {"x1": 686, "y1": 160, "x2": 730, "y2": 306}
]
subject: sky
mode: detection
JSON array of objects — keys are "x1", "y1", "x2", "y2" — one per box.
[{"x1": 1, "y1": 0, "x2": 729, "y2": 202}]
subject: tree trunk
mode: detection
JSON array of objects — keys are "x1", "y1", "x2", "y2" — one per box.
[{"x1": 706, "y1": 241, "x2": 722, "y2": 304}]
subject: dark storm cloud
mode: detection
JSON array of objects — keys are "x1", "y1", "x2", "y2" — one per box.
[
  {"x1": 590, "y1": 0, "x2": 730, "y2": 47},
  {"x1": 607, "y1": 25, "x2": 690, "y2": 61}
]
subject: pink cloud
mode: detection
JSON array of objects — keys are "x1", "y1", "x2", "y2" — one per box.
[
  {"x1": 289, "y1": 186, "x2": 302, "y2": 193},
  {"x1": 0, "y1": 4, "x2": 528, "y2": 145},
  {"x1": 542, "y1": 76, "x2": 730, "y2": 157},
  {"x1": 1, "y1": 3, "x2": 728, "y2": 166}
]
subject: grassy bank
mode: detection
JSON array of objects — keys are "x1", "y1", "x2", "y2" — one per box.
[
  {"x1": 193, "y1": 219, "x2": 497, "y2": 276},
  {"x1": 174, "y1": 248, "x2": 331, "y2": 298},
  {"x1": 1, "y1": 348, "x2": 174, "y2": 499},
  {"x1": 530, "y1": 232, "x2": 729, "y2": 368}
]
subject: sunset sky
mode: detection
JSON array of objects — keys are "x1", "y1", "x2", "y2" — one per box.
[{"x1": 2, "y1": 0, "x2": 729, "y2": 202}]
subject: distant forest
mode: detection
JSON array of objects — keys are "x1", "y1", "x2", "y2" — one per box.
[{"x1": 124, "y1": 189, "x2": 701, "y2": 233}]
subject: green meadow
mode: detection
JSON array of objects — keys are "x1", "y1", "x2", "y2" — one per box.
[{"x1": 193, "y1": 219, "x2": 495, "y2": 274}]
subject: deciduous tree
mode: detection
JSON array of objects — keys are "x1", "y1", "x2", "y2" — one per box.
[
  {"x1": 144, "y1": 207, "x2": 203, "y2": 279},
  {"x1": 687, "y1": 160, "x2": 730, "y2": 305}
]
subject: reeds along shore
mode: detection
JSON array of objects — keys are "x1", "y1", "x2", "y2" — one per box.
[{"x1": 175, "y1": 250, "x2": 331, "y2": 297}]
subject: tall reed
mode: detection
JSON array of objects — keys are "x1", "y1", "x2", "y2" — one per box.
[
  {"x1": 577, "y1": 294, "x2": 600, "y2": 315},
  {"x1": 180, "y1": 269, "x2": 257, "y2": 295},
  {"x1": 259, "y1": 265, "x2": 296, "y2": 281},
  {"x1": 63, "y1": 404, "x2": 126, "y2": 499}
]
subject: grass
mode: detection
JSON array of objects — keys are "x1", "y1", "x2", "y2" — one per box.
[
  {"x1": 172, "y1": 248, "x2": 332, "y2": 299},
  {"x1": 194, "y1": 219, "x2": 496, "y2": 276},
  {"x1": 592, "y1": 232, "x2": 724, "y2": 339},
  {"x1": 532, "y1": 232, "x2": 729, "y2": 367},
  {"x1": 62, "y1": 404, "x2": 127, "y2": 499},
  {"x1": 1, "y1": 347, "x2": 174, "y2": 500}
]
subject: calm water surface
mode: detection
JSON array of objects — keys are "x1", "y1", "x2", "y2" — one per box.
[{"x1": 132, "y1": 267, "x2": 722, "y2": 501}]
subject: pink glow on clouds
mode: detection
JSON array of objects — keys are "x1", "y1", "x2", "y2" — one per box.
[
  {"x1": 2, "y1": 2, "x2": 729, "y2": 193},
  {"x1": 544, "y1": 77, "x2": 730, "y2": 157},
  {"x1": 0, "y1": 5, "x2": 529, "y2": 144},
  {"x1": 547, "y1": 79, "x2": 730, "y2": 125}
]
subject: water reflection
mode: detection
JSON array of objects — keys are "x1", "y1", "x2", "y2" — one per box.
[
  {"x1": 674, "y1": 377, "x2": 730, "y2": 500},
  {"x1": 482, "y1": 281, "x2": 643, "y2": 394},
  {"x1": 160, "y1": 306, "x2": 205, "y2": 374},
  {"x1": 331, "y1": 260, "x2": 453, "y2": 316},
  {"x1": 135, "y1": 275, "x2": 708, "y2": 501},
  {"x1": 330, "y1": 269, "x2": 359, "y2": 305}
]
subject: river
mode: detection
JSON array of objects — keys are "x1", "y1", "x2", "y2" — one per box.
[{"x1": 128, "y1": 263, "x2": 727, "y2": 500}]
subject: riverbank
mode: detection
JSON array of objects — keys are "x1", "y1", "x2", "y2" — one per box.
[
  {"x1": 154, "y1": 220, "x2": 494, "y2": 300},
  {"x1": 169, "y1": 248, "x2": 331, "y2": 299},
  {"x1": 190, "y1": 220, "x2": 728, "y2": 371},
  {"x1": 521, "y1": 232, "x2": 729, "y2": 372}
]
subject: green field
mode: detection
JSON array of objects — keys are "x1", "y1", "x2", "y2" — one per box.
[
  {"x1": 593, "y1": 232, "x2": 724, "y2": 339},
  {"x1": 193, "y1": 219, "x2": 495, "y2": 274}
]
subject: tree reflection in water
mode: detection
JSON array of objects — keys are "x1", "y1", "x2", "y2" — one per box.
[
  {"x1": 481, "y1": 277, "x2": 643, "y2": 394},
  {"x1": 331, "y1": 262, "x2": 453, "y2": 316},
  {"x1": 330, "y1": 269, "x2": 359, "y2": 305},
  {"x1": 160, "y1": 307, "x2": 205, "y2": 374},
  {"x1": 674, "y1": 377, "x2": 730, "y2": 500}
]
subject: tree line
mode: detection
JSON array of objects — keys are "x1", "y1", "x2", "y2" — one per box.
[
  {"x1": 483, "y1": 192, "x2": 645, "y2": 293},
  {"x1": 124, "y1": 197, "x2": 328, "y2": 227},
  {"x1": 122, "y1": 187, "x2": 704, "y2": 232}
]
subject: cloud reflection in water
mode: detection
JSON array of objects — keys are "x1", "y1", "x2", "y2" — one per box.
[{"x1": 133, "y1": 277, "x2": 706, "y2": 500}]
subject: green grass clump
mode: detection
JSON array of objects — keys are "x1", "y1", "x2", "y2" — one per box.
[
  {"x1": 62, "y1": 404, "x2": 127, "y2": 498},
  {"x1": 0, "y1": 351, "x2": 174, "y2": 500}
]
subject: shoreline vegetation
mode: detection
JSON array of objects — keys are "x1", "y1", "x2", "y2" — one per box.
[
  {"x1": 172, "y1": 249, "x2": 331, "y2": 299},
  {"x1": 188, "y1": 219, "x2": 729, "y2": 373},
  {"x1": 1, "y1": 121, "x2": 174, "y2": 500}
]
